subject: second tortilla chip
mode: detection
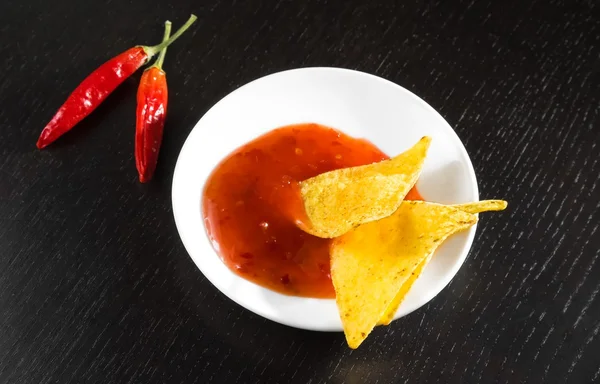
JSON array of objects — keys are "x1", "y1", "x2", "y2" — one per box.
[{"x1": 331, "y1": 201, "x2": 483, "y2": 349}]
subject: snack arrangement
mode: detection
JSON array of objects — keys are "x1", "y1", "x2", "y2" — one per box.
[{"x1": 202, "y1": 123, "x2": 506, "y2": 348}]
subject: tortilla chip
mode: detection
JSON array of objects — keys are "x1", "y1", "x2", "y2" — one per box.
[
  {"x1": 331, "y1": 201, "x2": 481, "y2": 349},
  {"x1": 378, "y1": 255, "x2": 430, "y2": 326},
  {"x1": 299, "y1": 137, "x2": 431, "y2": 238},
  {"x1": 452, "y1": 200, "x2": 508, "y2": 214},
  {"x1": 378, "y1": 199, "x2": 508, "y2": 326}
]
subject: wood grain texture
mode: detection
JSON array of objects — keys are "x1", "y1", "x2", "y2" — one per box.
[{"x1": 0, "y1": 0, "x2": 598, "y2": 382}]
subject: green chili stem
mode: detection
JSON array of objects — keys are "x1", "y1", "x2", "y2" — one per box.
[
  {"x1": 144, "y1": 14, "x2": 197, "y2": 59},
  {"x1": 152, "y1": 21, "x2": 172, "y2": 69}
]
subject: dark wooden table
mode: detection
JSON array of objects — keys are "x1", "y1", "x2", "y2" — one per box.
[{"x1": 1, "y1": 0, "x2": 598, "y2": 382}]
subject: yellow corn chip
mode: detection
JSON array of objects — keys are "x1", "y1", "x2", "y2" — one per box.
[
  {"x1": 331, "y1": 201, "x2": 482, "y2": 349},
  {"x1": 299, "y1": 137, "x2": 431, "y2": 238},
  {"x1": 378, "y1": 255, "x2": 430, "y2": 326},
  {"x1": 378, "y1": 199, "x2": 508, "y2": 325},
  {"x1": 451, "y1": 200, "x2": 508, "y2": 214}
]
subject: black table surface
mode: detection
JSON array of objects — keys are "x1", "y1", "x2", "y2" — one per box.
[{"x1": 1, "y1": 0, "x2": 599, "y2": 383}]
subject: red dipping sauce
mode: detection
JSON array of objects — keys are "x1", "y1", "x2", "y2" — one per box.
[{"x1": 202, "y1": 123, "x2": 423, "y2": 298}]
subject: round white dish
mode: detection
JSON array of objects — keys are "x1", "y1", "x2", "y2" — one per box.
[{"x1": 172, "y1": 67, "x2": 478, "y2": 331}]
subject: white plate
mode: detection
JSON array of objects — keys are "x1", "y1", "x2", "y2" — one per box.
[{"x1": 172, "y1": 67, "x2": 478, "y2": 331}]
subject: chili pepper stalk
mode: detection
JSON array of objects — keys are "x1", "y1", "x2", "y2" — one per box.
[
  {"x1": 36, "y1": 14, "x2": 197, "y2": 149},
  {"x1": 135, "y1": 21, "x2": 172, "y2": 183}
]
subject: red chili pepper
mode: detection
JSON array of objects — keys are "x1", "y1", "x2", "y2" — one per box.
[
  {"x1": 135, "y1": 22, "x2": 171, "y2": 183},
  {"x1": 36, "y1": 15, "x2": 197, "y2": 149}
]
